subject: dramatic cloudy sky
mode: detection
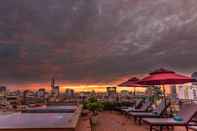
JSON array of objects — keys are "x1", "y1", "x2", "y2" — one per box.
[{"x1": 0, "y1": 0, "x2": 197, "y2": 87}]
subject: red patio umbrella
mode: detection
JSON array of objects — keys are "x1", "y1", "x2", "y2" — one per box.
[
  {"x1": 138, "y1": 68, "x2": 195, "y2": 104},
  {"x1": 119, "y1": 77, "x2": 146, "y2": 95}
]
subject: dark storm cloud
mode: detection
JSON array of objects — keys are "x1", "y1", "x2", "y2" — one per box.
[{"x1": 0, "y1": 0, "x2": 197, "y2": 85}]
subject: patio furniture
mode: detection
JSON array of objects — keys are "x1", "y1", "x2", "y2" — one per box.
[
  {"x1": 120, "y1": 98, "x2": 144, "y2": 113},
  {"x1": 189, "y1": 126, "x2": 197, "y2": 131},
  {"x1": 143, "y1": 104, "x2": 197, "y2": 131},
  {"x1": 122, "y1": 99, "x2": 152, "y2": 114},
  {"x1": 129, "y1": 100, "x2": 170, "y2": 124}
]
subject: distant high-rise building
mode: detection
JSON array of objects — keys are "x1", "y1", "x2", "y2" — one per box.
[
  {"x1": 52, "y1": 86, "x2": 60, "y2": 96},
  {"x1": 22, "y1": 90, "x2": 37, "y2": 104},
  {"x1": 51, "y1": 78, "x2": 60, "y2": 96},
  {"x1": 51, "y1": 77, "x2": 55, "y2": 89},
  {"x1": 106, "y1": 87, "x2": 116, "y2": 96},
  {"x1": 36, "y1": 88, "x2": 46, "y2": 98},
  {"x1": 0, "y1": 86, "x2": 6, "y2": 98},
  {"x1": 65, "y1": 89, "x2": 74, "y2": 97},
  {"x1": 23, "y1": 90, "x2": 35, "y2": 98},
  {"x1": 0, "y1": 86, "x2": 7, "y2": 105}
]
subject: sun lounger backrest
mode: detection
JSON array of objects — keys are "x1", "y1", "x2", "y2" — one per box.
[
  {"x1": 154, "y1": 100, "x2": 169, "y2": 115},
  {"x1": 140, "y1": 99, "x2": 151, "y2": 110},
  {"x1": 134, "y1": 99, "x2": 143, "y2": 108},
  {"x1": 177, "y1": 104, "x2": 197, "y2": 123},
  {"x1": 192, "y1": 114, "x2": 197, "y2": 122}
]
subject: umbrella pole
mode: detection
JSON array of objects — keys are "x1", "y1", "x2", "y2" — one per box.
[
  {"x1": 162, "y1": 85, "x2": 167, "y2": 106},
  {"x1": 134, "y1": 87, "x2": 136, "y2": 96}
]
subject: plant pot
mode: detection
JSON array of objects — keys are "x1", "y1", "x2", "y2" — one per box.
[{"x1": 90, "y1": 115, "x2": 97, "y2": 126}]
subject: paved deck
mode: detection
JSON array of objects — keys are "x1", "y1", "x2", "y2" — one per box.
[
  {"x1": 76, "y1": 111, "x2": 192, "y2": 131},
  {"x1": 0, "y1": 105, "x2": 82, "y2": 131},
  {"x1": 0, "y1": 110, "x2": 191, "y2": 131},
  {"x1": 23, "y1": 105, "x2": 77, "y2": 113}
]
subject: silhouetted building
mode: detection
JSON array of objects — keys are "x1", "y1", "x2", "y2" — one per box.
[
  {"x1": 6, "y1": 91, "x2": 21, "y2": 106},
  {"x1": 51, "y1": 78, "x2": 60, "y2": 97},
  {"x1": 23, "y1": 90, "x2": 40, "y2": 104},
  {"x1": 106, "y1": 87, "x2": 116, "y2": 96},
  {"x1": 65, "y1": 89, "x2": 74, "y2": 98},
  {"x1": 52, "y1": 86, "x2": 60, "y2": 97},
  {"x1": 36, "y1": 88, "x2": 46, "y2": 98},
  {"x1": 0, "y1": 86, "x2": 7, "y2": 106},
  {"x1": 51, "y1": 77, "x2": 55, "y2": 89},
  {"x1": 0, "y1": 86, "x2": 6, "y2": 98}
]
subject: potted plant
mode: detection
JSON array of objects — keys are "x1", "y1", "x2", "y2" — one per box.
[{"x1": 85, "y1": 97, "x2": 104, "y2": 129}]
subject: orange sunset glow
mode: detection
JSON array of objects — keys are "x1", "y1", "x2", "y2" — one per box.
[{"x1": 6, "y1": 82, "x2": 147, "y2": 93}]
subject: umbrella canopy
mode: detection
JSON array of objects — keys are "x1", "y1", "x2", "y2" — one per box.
[
  {"x1": 138, "y1": 68, "x2": 195, "y2": 85},
  {"x1": 119, "y1": 77, "x2": 148, "y2": 96},
  {"x1": 138, "y1": 68, "x2": 195, "y2": 105},
  {"x1": 118, "y1": 77, "x2": 142, "y2": 87}
]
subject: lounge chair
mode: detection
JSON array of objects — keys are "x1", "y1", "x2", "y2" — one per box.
[
  {"x1": 120, "y1": 98, "x2": 144, "y2": 113},
  {"x1": 121, "y1": 99, "x2": 152, "y2": 114},
  {"x1": 189, "y1": 115, "x2": 197, "y2": 130},
  {"x1": 143, "y1": 104, "x2": 197, "y2": 131},
  {"x1": 119, "y1": 98, "x2": 144, "y2": 113},
  {"x1": 129, "y1": 100, "x2": 170, "y2": 124},
  {"x1": 189, "y1": 126, "x2": 197, "y2": 131}
]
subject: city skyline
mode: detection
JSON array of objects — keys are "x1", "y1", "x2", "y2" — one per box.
[{"x1": 1, "y1": 0, "x2": 197, "y2": 90}]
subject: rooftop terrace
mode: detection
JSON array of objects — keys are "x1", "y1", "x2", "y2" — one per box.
[
  {"x1": 0, "y1": 105, "x2": 82, "y2": 131},
  {"x1": 76, "y1": 111, "x2": 190, "y2": 131}
]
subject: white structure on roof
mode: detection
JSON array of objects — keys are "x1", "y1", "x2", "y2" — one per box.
[
  {"x1": 161, "y1": 72, "x2": 197, "y2": 100},
  {"x1": 191, "y1": 72, "x2": 197, "y2": 100},
  {"x1": 177, "y1": 85, "x2": 195, "y2": 100},
  {"x1": 176, "y1": 72, "x2": 197, "y2": 100}
]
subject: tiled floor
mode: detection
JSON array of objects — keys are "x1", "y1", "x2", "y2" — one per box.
[
  {"x1": 76, "y1": 111, "x2": 191, "y2": 131},
  {"x1": 76, "y1": 114, "x2": 91, "y2": 131}
]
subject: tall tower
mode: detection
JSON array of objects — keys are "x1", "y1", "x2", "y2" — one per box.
[
  {"x1": 51, "y1": 77, "x2": 55, "y2": 90},
  {"x1": 51, "y1": 77, "x2": 60, "y2": 96}
]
